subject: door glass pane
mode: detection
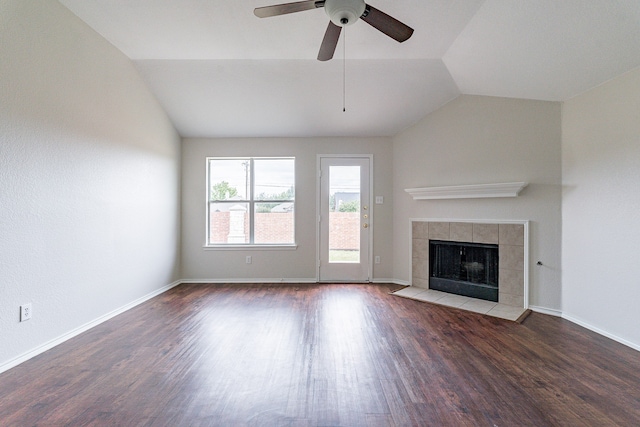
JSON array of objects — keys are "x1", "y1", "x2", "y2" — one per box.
[{"x1": 328, "y1": 166, "x2": 360, "y2": 263}]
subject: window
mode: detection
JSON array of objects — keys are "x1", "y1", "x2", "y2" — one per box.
[{"x1": 206, "y1": 157, "x2": 295, "y2": 246}]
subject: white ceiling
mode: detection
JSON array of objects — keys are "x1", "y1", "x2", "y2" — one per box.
[{"x1": 58, "y1": 0, "x2": 640, "y2": 138}]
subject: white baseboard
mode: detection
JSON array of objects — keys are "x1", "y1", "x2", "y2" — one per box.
[
  {"x1": 371, "y1": 278, "x2": 408, "y2": 286},
  {"x1": 0, "y1": 280, "x2": 182, "y2": 375},
  {"x1": 562, "y1": 313, "x2": 640, "y2": 352},
  {"x1": 182, "y1": 278, "x2": 408, "y2": 285},
  {"x1": 180, "y1": 278, "x2": 318, "y2": 284},
  {"x1": 529, "y1": 305, "x2": 562, "y2": 317},
  {"x1": 181, "y1": 279, "x2": 407, "y2": 285},
  {"x1": 371, "y1": 278, "x2": 406, "y2": 285},
  {"x1": 180, "y1": 280, "x2": 412, "y2": 293}
]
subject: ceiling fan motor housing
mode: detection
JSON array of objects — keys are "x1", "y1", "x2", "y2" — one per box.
[{"x1": 324, "y1": 0, "x2": 366, "y2": 26}]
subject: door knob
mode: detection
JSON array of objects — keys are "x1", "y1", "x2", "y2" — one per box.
[{"x1": 363, "y1": 223, "x2": 369, "y2": 229}]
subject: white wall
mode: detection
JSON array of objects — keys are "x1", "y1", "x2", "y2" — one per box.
[
  {"x1": 392, "y1": 95, "x2": 562, "y2": 311},
  {"x1": 562, "y1": 67, "x2": 640, "y2": 350},
  {"x1": 181, "y1": 137, "x2": 393, "y2": 282},
  {"x1": 0, "y1": 0, "x2": 181, "y2": 369}
]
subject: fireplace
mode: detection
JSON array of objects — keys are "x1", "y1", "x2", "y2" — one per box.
[
  {"x1": 412, "y1": 221, "x2": 527, "y2": 308},
  {"x1": 429, "y1": 240, "x2": 499, "y2": 302}
]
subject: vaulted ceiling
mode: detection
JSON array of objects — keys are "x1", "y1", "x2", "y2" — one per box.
[{"x1": 58, "y1": 0, "x2": 640, "y2": 138}]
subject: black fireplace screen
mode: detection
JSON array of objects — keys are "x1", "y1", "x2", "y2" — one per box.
[{"x1": 429, "y1": 240, "x2": 499, "y2": 302}]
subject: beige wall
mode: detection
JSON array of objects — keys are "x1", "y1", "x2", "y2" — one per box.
[
  {"x1": 0, "y1": 0, "x2": 181, "y2": 369},
  {"x1": 392, "y1": 95, "x2": 562, "y2": 311},
  {"x1": 562, "y1": 67, "x2": 640, "y2": 350},
  {"x1": 181, "y1": 137, "x2": 394, "y2": 282}
]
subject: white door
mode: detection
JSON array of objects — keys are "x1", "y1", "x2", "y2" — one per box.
[{"x1": 318, "y1": 156, "x2": 371, "y2": 282}]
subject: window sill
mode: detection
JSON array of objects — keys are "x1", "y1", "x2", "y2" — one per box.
[{"x1": 203, "y1": 244, "x2": 298, "y2": 251}]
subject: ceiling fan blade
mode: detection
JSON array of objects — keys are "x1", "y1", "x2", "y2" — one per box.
[
  {"x1": 254, "y1": 1, "x2": 323, "y2": 18},
  {"x1": 361, "y1": 4, "x2": 414, "y2": 43},
  {"x1": 318, "y1": 21, "x2": 342, "y2": 61}
]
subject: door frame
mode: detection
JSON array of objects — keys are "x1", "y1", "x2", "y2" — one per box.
[{"x1": 316, "y1": 154, "x2": 373, "y2": 282}]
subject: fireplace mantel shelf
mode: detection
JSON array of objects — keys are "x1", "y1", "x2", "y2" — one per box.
[{"x1": 405, "y1": 182, "x2": 528, "y2": 200}]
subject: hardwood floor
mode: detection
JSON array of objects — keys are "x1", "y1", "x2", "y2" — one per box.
[{"x1": 1, "y1": 283, "x2": 639, "y2": 426}]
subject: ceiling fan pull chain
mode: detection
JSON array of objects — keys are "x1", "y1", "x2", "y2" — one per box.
[{"x1": 343, "y1": 27, "x2": 346, "y2": 112}]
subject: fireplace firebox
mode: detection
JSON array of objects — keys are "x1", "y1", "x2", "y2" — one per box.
[{"x1": 429, "y1": 240, "x2": 499, "y2": 302}]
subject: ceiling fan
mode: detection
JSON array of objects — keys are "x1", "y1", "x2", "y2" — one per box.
[{"x1": 254, "y1": 0, "x2": 414, "y2": 61}]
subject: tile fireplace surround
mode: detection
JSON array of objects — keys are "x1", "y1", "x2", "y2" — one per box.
[{"x1": 399, "y1": 220, "x2": 529, "y2": 321}]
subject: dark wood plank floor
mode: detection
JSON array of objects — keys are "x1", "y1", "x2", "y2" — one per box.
[{"x1": 1, "y1": 283, "x2": 639, "y2": 426}]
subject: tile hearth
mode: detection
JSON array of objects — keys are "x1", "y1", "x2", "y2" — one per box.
[{"x1": 391, "y1": 286, "x2": 529, "y2": 322}]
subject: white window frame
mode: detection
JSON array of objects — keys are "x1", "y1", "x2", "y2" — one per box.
[{"x1": 205, "y1": 157, "x2": 296, "y2": 249}]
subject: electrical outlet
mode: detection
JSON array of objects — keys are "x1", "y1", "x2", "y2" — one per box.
[
  {"x1": 246, "y1": 256, "x2": 252, "y2": 264},
  {"x1": 20, "y1": 303, "x2": 32, "y2": 322},
  {"x1": 375, "y1": 256, "x2": 381, "y2": 264}
]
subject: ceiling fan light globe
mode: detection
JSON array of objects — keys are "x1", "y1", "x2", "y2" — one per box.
[{"x1": 324, "y1": 0, "x2": 366, "y2": 27}]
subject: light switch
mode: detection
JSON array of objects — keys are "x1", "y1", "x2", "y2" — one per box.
[{"x1": 375, "y1": 196, "x2": 384, "y2": 204}]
